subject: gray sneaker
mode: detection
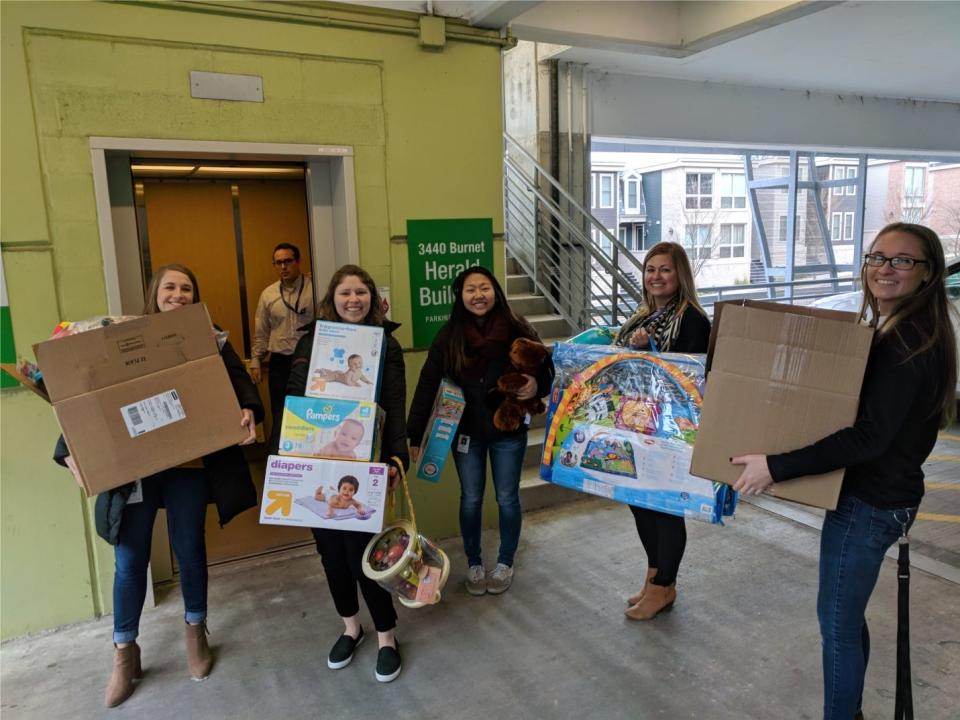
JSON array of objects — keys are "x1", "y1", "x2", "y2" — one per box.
[
  {"x1": 465, "y1": 564, "x2": 487, "y2": 595},
  {"x1": 486, "y1": 563, "x2": 514, "y2": 595}
]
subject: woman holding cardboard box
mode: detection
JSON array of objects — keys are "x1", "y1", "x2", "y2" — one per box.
[
  {"x1": 407, "y1": 266, "x2": 555, "y2": 597},
  {"x1": 53, "y1": 263, "x2": 262, "y2": 707},
  {"x1": 732, "y1": 223, "x2": 957, "y2": 720},
  {"x1": 614, "y1": 241, "x2": 712, "y2": 621},
  {"x1": 284, "y1": 264, "x2": 409, "y2": 683}
]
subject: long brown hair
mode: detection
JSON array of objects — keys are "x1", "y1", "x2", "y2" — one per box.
[
  {"x1": 446, "y1": 265, "x2": 532, "y2": 378},
  {"x1": 143, "y1": 263, "x2": 200, "y2": 314},
  {"x1": 636, "y1": 241, "x2": 708, "y2": 320},
  {"x1": 316, "y1": 264, "x2": 386, "y2": 326},
  {"x1": 860, "y1": 222, "x2": 957, "y2": 425}
]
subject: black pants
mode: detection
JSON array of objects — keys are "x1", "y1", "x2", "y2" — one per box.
[
  {"x1": 267, "y1": 353, "x2": 293, "y2": 451},
  {"x1": 630, "y1": 506, "x2": 687, "y2": 586},
  {"x1": 312, "y1": 528, "x2": 397, "y2": 633}
]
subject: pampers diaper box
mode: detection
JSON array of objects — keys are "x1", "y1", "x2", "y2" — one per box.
[
  {"x1": 260, "y1": 456, "x2": 389, "y2": 532},
  {"x1": 416, "y1": 379, "x2": 466, "y2": 482},
  {"x1": 279, "y1": 396, "x2": 384, "y2": 461},
  {"x1": 305, "y1": 321, "x2": 385, "y2": 402}
]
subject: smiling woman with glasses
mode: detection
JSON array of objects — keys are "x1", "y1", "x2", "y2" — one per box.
[{"x1": 731, "y1": 222, "x2": 957, "y2": 719}]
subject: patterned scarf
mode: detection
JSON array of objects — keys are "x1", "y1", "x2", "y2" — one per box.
[{"x1": 615, "y1": 297, "x2": 684, "y2": 351}]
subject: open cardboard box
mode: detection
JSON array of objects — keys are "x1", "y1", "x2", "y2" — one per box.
[
  {"x1": 33, "y1": 303, "x2": 247, "y2": 496},
  {"x1": 690, "y1": 300, "x2": 873, "y2": 510}
]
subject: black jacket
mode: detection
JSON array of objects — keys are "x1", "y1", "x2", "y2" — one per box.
[
  {"x1": 616, "y1": 305, "x2": 711, "y2": 354},
  {"x1": 283, "y1": 319, "x2": 409, "y2": 472},
  {"x1": 767, "y1": 318, "x2": 946, "y2": 509},
  {"x1": 407, "y1": 318, "x2": 556, "y2": 445},
  {"x1": 54, "y1": 338, "x2": 263, "y2": 545}
]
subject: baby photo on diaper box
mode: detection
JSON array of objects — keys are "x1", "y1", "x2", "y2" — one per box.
[
  {"x1": 279, "y1": 396, "x2": 382, "y2": 461},
  {"x1": 305, "y1": 321, "x2": 385, "y2": 402},
  {"x1": 260, "y1": 456, "x2": 388, "y2": 533}
]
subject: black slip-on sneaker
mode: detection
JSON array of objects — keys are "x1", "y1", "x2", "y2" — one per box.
[
  {"x1": 327, "y1": 628, "x2": 365, "y2": 669},
  {"x1": 375, "y1": 640, "x2": 402, "y2": 683}
]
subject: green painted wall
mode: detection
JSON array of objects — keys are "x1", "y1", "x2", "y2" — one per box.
[{"x1": 0, "y1": 0, "x2": 505, "y2": 639}]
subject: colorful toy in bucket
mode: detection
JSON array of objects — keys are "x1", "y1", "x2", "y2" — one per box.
[{"x1": 362, "y1": 458, "x2": 450, "y2": 608}]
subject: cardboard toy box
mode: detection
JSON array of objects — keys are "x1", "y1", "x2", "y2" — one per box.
[
  {"x1": 690, "y1": 300, "x2": 873, "y2": 511},
  {"x1": 260, "y1": 455, "x2": 389, "y2": 532},
  {"x1": 278, "y1": 396, "x2": 384, "y2": 461},
  {"x1": 416, "y1": 380, "x2": 466, "y2": 482},
  {"x1": 34, "y1": 304, "x2": 247, "y2": 497},
  {"x1": 305, "y1": 321, "x2": 385, "y2": 402},
  {"x1": 540, "y1": 342, "x2": 736, "y2": 524}
]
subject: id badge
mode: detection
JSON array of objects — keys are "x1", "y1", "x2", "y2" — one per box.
[
  {"x1": 456, "y1": 435, "x2": 471, "y2": 454},
  {"x1": 127, "y1": 480, "x2": 143, "y2": 504}
]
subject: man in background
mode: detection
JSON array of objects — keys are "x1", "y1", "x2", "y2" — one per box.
[{"x1": 251, "y1": 243, "x2": 315, "y2": 441}]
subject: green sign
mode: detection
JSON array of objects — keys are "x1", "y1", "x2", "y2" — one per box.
[
  {"x1": 407, "y1": 218, "x2": 494, "y2": 347},
  {"x1": 1, "y1": 253, "x2": 16, "y2": 388}
]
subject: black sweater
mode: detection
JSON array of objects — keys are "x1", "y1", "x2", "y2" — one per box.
[
  {"x1": 767, "y1": 319, "x2": 946, "y2": 509},
  {"x1": 616, "y1": 305, "x2": 711, "y2": 354},
  {"x1": 407, "y1": 318, "x2": 556, "y2": 445},
  {"x1": 285, "y1": 320, "x2": 409, "y2": 473}
]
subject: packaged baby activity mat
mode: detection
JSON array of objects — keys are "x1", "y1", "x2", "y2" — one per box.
[
  {"x1": 415, "y1": 379, "x2": 466, "y2": 482},
  {"x1": 260, "y1": 456, "x2": 389, "y2": 533},
  {"x1": 305, "y1": 321, "x2": 385, "y2": 402},
  {"x1": 540, "y1": 341, "x2": 736, "y2": 524},
  {"x1": 278, "y1": 396, "x2": 384, "y2": 461}
]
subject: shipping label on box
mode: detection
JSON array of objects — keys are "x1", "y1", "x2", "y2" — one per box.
[
  {"x1": 34, "y1": 304, "x2": 247, "y2": 497},
  {"x1": 691, "y1": 300, "x2": 873, "y2": 511},
  {"x1": 305, "y1": 321, "x2": 385, "y2": 402},
  {"x1": 416, "y1": 379, "x2": 465, "y2": 482},
  {"x1": 279, "y1": 396, "x2": 383, "y2": 461},
  {"x1": 260, "y1": 455, "x2": 389, "y2": 532}
]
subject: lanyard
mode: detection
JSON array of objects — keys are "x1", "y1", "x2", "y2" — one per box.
[{"x1": 280, "y1": 276, "x2": 306, "y2": 316}]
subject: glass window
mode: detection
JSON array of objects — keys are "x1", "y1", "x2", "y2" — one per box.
[
  {"x1": 843, "y1": 211, "x2": 854, "y2": 242},
  {"x1": 600, "y1": 175, "x2": 614, "y2": 208},
  {"x1": 718, "y1": 224, "x2": 746, "y2": 258},
  {"x1": 685, "y1": 173, "x2": 713, "y2": 209},
  {"x1": 683, "y1": 224, "x2": 712, "y2": 259},
  {"x1": 625, "y1": 178, "x2": 639, "y2": 211},
  {"x1": 719, "y1": 173, "x2": 746, "y2": 209},
  {"x1": 845, "y1": 166, "x2": 857, "y2": 195},
  {"x1": 903, "y1": 167, "x2": 925, "y2": 221},
  {"x1": 831, "y1": 212, "x2": 842, "y2": 241},
  {"x1": 619, "y1": 227, "x2": 627, "y2": 246}
]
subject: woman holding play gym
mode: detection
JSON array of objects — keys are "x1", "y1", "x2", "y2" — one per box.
[
  {"x1": 283, "y1": 264, "x2": 409, "y2": 683},
  {"x1": 732, "y1": 223, "x2": 956, "y2": 720},
  {"x1": 54, "y1": 263, "x2": 262, "y2": 707},
  {"x1": 614, "y1": 241, "x2": 711, "y2": 620}
]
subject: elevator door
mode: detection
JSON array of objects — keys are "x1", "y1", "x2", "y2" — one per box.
[{"x1": 138, "y1": 177, "x2": 314, "y2": 564}]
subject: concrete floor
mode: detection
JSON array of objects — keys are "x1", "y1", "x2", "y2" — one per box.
[{"x1": 2, "y1": 498, "x2": 958, "y2": 720}]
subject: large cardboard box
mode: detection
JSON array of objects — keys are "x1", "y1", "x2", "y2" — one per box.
[
  {"x1": 415, "y1": 379, "x2": 465, "y2": 482},
  {"x1": 278, "y1": 396, "x2": 384, "y2": 461},
  {"x1": 260, "y1": 456, "x2": 388, "y2": 532},
  {"x1": 305, "y1": 321, "x2": 385, "y2": 402},
  {"x1": 690, "y1": 300, "x2": 873, "y2": 510},
  {"x1": 35, "y1": 304, "x2": 247, "y2": 496}
]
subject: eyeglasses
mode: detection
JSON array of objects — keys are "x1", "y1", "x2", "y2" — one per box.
[
  {"x1": 863, "y1": 253, "x2": 928, "y2": 271},
  {"x1": 273, "y1": 258, "x2": 298, "y2": 267}
]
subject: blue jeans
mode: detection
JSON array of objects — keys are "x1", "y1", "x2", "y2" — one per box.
[
  {"x1": 113, "y1": 468, "x2": 209, "y2": 643},
  {"x1": 452, "y1": 432, "x2": 526, "y2": 567},
  {"x1": 818, "y1": 494, "x2": 916, "y2": 719}
]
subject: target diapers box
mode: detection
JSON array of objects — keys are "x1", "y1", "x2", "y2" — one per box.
[
  {"x1": 260, "y1": 455, "x2": 389, "y2": 532},
  {"x1": 34, "y1": 303, "x2": 247, "y2": 497},
  {"x1": 691, "y1": 300, "x2": 873, "y2": 511}
]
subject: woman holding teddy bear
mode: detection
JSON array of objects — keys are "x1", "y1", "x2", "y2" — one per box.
[{"x1": 408, "y1": 266, "x2": 554, "y2": 596}]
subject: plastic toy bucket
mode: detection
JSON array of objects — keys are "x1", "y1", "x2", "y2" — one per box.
[{"x1": 361, "y1": 458, "x2": 450, "y2": 607}]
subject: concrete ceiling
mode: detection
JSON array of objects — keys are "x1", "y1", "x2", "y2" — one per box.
[{"x1": 340, "y1": 1, "x2": 960, "y2": 103}]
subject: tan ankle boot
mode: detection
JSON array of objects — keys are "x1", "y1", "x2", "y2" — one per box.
[
  {"x1": 185, "y1": 622, "x2": 213, "y2": 681},
  {"x1": 625, "y1": 583, "x2": 676, "y2": 621},
  {"x1": 105, "y1": 642, "x2": 142, "y2": 707},
  {"x1": 626, "y1": 567, "x2": 658, "y2": 606}
]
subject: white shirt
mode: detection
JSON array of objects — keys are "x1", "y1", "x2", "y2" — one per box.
[{"x1": 250, "y1": 276, "x2": 315, "y2": 367}]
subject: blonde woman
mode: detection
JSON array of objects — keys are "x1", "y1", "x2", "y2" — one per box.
[{"x1": 615, "y1": 242, "x2": 711, "y2": 620}]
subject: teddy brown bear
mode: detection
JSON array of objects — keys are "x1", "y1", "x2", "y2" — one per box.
[{"x1": 493, "y1": 337, "x2": 550, "y2": 432}]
